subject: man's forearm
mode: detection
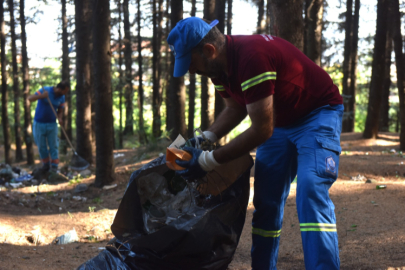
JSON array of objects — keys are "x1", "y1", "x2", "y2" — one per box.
[
  {"x1": 207, "y1": 106, "x2": 247, "y2": 140},
  {"x1": 27, "y1": 93, "x2": 46, "y2": 102}
]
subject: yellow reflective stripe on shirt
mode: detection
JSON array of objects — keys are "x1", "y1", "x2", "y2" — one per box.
[
  {"x1": 214, "y1": 85, "x2": 225, "y2": 91},
  {"x1": 252, "y1": 227, "x2": 281, "y2": 237},
  {"x1": 300, "y1": 223, "x2": 337, "y2": 232},
  {"x1": 241, "y1": 71, "x2": 276, "y2": 91}
]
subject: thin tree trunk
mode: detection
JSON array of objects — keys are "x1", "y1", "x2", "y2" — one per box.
[
  {"x1": 167, "y1": 0, "x2": 186, "y2": 140},
  {"x1": 61, "y1": 0, "x2": 71, "y2": 154},
  {"x1": 75, "y1": 0, "x2": 93, "y2": 163},
  {"x1": 187, "y1": 0, "x2": 197, "y2": 139},
  {"x1": 227, "y1": 0, "x2": 232, "y2": 35},
  {"x1": 392, "y1": 0, "x2": 405, "y2": 149},
  {"x1": 0, "y1": 0, "x2": 11, "y2": 164},
  {"x1": 267, "y1": 0, "x2": 276, "y2": 35},
  {"x1": 137, "y1": 0, "x2": 147, "y2": 144},
  {"x1": 257, "y1": 0, "x2": 266, "y2": 34},
  {"x1": 215, "y1": 0, "x2": 226, "y2": 120},
  {"x1": 304, "y1": 0, "x2": 324, "y2": 65},
  {"x1": 347, "y1": 0, "x2": 360, "y2": 132},
  {"x1": 117, "y1": 0, "x2": 123, "y2": 149},
  {"x1": 379, "y1": 27, "x2": 392, "y2": 132},
  {"x1": 123, "y1": 0, "x2": 134, "y2": 135},
  {"x1": 93, "y1": 0, "x2": 114, "y2": 187},
  {"x1": 152, "y1": 0, "x2": 162, "y2": 138},
  {"x1": 269, "y1": 0, "x2": 304, "y2": 51},
  {"x1": 363, "y1": 0, "x2": 389, "y2": 139},
  {"x1": 20, "y1": 0, "x2": 34, "y2": 165},
  {"x1": 9, "y1": 0, "x2": 23, "y2": 161}
]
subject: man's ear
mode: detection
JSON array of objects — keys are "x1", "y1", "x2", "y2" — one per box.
[{"x1": 202, "y1": 43, "x2": 216, "y2": 59}]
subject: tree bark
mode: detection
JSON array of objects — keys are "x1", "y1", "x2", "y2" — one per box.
[
  {"x1": 227, "y1": 0, "x2": 233, "y2": 35},
  {"x1": 363, "y1": 0, "x2": 389, "y2": 139},
  {"x1": 304, "y1": 0, "x2": 324, "y2": 65},
  {"x1": 137, "y1": 0, "x2": 147, "y2": 144},
  {"x1": 20, "y1": 0, "x2": 34, "y2": 165},
  {"x1": 117, "y1": 0, "x2": 124, "y2": 149},
  {"x1": 9, "y1": 0, "x2": 23, "y2": 161},
  {"x1": 123, "y1": 0, "x2": 134, "y2": 135},
  {"x1": 392, "y1": 0, "x2": 405, "y2": 149},
  {"x1": 268, "y1": 0, "x2": 304, "y2": 51},
  {"x1": 188, "y1": 0, "x2": 197, "y2": 139},
  {"x1": 167, "y1": 0, "x2": 186, "y2": 140},
  {"x1": 75, "y1": 0, "x2": 93, "y2": 163},
  {"x1": 215, "y1": 0, "x2": 226, "y2": 121},
  {"x1": 257, "y1": 0, "x2": 266, "y2": 34},
  {"x1": 0, "y1": 0, "x2": 11, "y2": 164},
  {"x1": 61, "y1": 0, "x2": 71, "y2": 154},
  {"x1": 93, "y1": 0, "x2": 114, "y2": 187}
]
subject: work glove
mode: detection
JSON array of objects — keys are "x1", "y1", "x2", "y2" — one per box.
[
  {"x1": 185, "y1": 131, "x2": 218, "y2": 149},
  {"x1": 175, "y1": 146, "x2": 220, "y2": 181}
]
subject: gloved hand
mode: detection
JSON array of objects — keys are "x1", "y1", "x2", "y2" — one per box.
[
  {"x1": 185, "y1": 137, "x2": 205, "y2": 148},
  {"x1": 185, "y1": 131, "x2": 218, "y2": 148},
  {"x1": 175, "y1": 146, "x2": 220, "y2": 181},
  {"x1": 175, "y1": 147, "x2": 206, "y2": 181}
]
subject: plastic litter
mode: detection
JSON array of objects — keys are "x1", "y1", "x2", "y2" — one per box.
[
  {"x1": 55, "y1": 228, "x2": 79, "y2": 245},
  {"x1": 102, "y1": 184, "x2": 117, "y2": 190}
]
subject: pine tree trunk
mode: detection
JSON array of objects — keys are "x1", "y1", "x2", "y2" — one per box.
[
  {"x1": 167, "y1": 0, "x2": 186, "y2": 140},
  {"x1": 392, "y1": 0, "x2": 405, "y2": 149},
  {"x1": 117, "y1": 0, "x2": 124, "y2": 149},
  {"x1": 215, "y1": 0, "x2": 226, "y2": 121},
  {"x1": 347, "y1": 0, "x2": 360, "y2": 132},
  {"x1": 304, "y1": 0, "x2": 323, "y2": 65},
  {"x1": 9, "y1": 0, "x2": 23, "y2": 161},
  {"x1": 123, "y1": 0, "x2": 134, "y2": 135},
  {"x1": 20, "y1": 0, "x2": 34, "y2": 165},
  {"x1": 137, "y1": 0, "x2": 147, "y2": 144},
  {"x1": 75, "y1": 0, "x2": 93, "y2": 163},
  {"x1": 363, "y1": 0, "x2": 389, "y2": 139},
  {"x1": 93, "y1": 0, "x2": 114, "y2": 187},
  {"x1": 257, "y1": 0, "x2": 265, "y2": 34},
  {"x1": 188, "y1": 0, "x2": 197, "y2": 139},
  {"x1": 269, "y1": 0, "x2": 304, "y2": 51},
  {"x1": 61, "y1": 0, "x2": 71, "y2": 154},
  {"x1": 0, "y1": 0, "x2": 11, "y2": 164},
  {"x1": 227, "y1": 0, "x2": 233, "y2": 35},
  {"x1": 379, "y1": 25, "x2": 393, "y2": 132}
]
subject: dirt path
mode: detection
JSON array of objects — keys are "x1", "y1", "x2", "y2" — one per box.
[{"x1": 1, "y1": 133, "x2": 405, "y2": 269}]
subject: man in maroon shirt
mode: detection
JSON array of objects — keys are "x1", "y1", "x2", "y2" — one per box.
[{"x1": 168, "y1": 17, "x2": 343, "y2": 269}]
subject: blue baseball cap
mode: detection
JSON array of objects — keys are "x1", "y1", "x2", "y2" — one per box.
[{"x1": 167, "y1": 17, "x2": 219, "y2": 77}]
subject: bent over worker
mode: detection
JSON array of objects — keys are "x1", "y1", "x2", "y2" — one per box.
[
  {"x1": 167, "y1": 17, "x2": 342, "y2": 269},
  {"x1": 28, "y1": 82, "x2": 69, "y2": 172}
]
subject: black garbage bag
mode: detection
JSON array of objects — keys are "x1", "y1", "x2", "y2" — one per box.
[{"x1": 78, "y1": 153, "x2": 253, "y2": 270}]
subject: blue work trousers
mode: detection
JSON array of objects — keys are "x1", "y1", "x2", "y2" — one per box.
[
  {"x1": 33, "y1": 121, "x2": 59, "y2": 167},
  {"x1": 252, "y1": 104, "x2": 343, "y2": 270}
]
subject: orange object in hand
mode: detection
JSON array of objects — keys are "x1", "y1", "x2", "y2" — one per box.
[{"x1": 166, "y1": 147, "x2": 192, "y2": 170}]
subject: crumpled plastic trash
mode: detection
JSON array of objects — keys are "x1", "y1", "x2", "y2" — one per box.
[
  {"x1": 350, "y1": 174, "x2": 367, "y2": 181},
  {"x1": 54, "y1": 228, "x2": 79, "y2": 245}
]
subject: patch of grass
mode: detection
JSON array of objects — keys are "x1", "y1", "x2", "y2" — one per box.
[
  {"x1": 88, "y1": 206, "x2": 96, "y2": 213},
  {"x1": 69, "y1": 174, "x2": 83, "y2": 185},
  {"x1": 92, "y1": 197, "x2": 103, "y2": 204}
]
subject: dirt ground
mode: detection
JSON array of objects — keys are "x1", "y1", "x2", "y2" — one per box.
[{"x1": 1, "y1": 132, "x2": 405, "y2": 270}]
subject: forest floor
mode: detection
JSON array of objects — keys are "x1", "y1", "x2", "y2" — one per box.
[{"x1": 0, "y1": 132, "x2": 405, "y2": 270}]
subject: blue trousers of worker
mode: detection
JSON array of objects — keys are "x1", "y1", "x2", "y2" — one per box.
[
  {"x1": 252, "y1": 104, "x2": 343, "y2": 270},
  {"x1": 33, "y1": 121, "x2": 60, "y2": 169}
]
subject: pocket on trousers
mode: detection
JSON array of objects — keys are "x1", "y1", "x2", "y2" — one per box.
[{"x1": 315, "y1": 136, "x2": 341, "y2": 180}]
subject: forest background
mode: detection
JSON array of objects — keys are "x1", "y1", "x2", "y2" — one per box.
[{"x1": 0, "y1": 0, "x2": 404, "y2": 186}]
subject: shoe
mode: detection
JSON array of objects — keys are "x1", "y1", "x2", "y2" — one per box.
[
  {"x1": 41, "y1": 163, "x2": 50, "y2": 172},
  {"x1": 50, "y1": 167, "x2": 59, "y2": 174}
]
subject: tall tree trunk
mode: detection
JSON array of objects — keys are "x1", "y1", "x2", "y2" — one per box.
[
  {"x1": 93, "y1": 0, "x2": 114, "y2": 186},
  {"x1": 9, "y1": 0, "x2": 23, "y2": 161},
  {"x1": 215, "y1": 0, "x2": 226, "y2": 120},
  {"x1": 304, "y1": 0, "x2": 324, "y2": 65},
  {"x1": 188, "y1": 0, "x2": 197, "y2": 139},
  {"x1": 341, "y1": 0, "x2": 354, "y2": 132},
  {"x1": 75, "y1": 0, "x2": 93, "y2": 163},
  {"x1": 269, "y1": 0, "x2": 304, "y2": 51},
  {"x1": 20, "y1": 0, "x2": 34, "y2": 165},
  {"x1": 257, "y1": 0, "x2": 266, "y2": 34},
  {"x1": 363, "y1": 0, "x2": 389, "y2": 139},
  {"x1": 137, "y1": 0, "x2": 147, "y2": 144},
  {"x1": 379, "y1": 25, "x2": 392, "y2": 132},
  {"x1": 267, "y1": 0, "x2": 275, "y2": 35},
  {"x1": 201, "y1": 0, "x2": 215, "y2": 131},
  {"x1": 227, "y1": 0, "x2": 233, "y2": 35},
  {"x1": 392, "y1": 0, "x2": 405, "y2": 149},
  {"x1": 61, "y1": 0, "x2": 71, "y2": 154},
  {"x1": 347, "y1": 0, "x2": 360, "y2": 132},
  {"x1": 123, "y1": 0, "x2": 134, "y2": 135},
  {"x1": 117, "y1": 0, "x2": 124, "y2": 149},
  {"x1": 167, "y1": 0, "x2": 186, "y2": 140},
  {"x1": 0, "y1": 0, "x2": 11, "y2": 164}
]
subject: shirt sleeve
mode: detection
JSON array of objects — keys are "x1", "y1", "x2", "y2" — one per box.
[
  {"x1": 211, "y1": 78, "x2": 230, "y2": 98},
  {"x1": 239, "y1": 52, "x2": 277, "y2": 104},
  {"x1": 35, "y1": 88, "x2": 44, "y2": 95},
  {"x1": 59, "y1": 96, "x2": 66, "y2": 108}
]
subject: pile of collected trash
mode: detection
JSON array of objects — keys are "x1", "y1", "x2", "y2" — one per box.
[{"x1": 78, "y1": 135, "x2": 254, "y2": 270}]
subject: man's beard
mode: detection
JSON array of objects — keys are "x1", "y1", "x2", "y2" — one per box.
[{"x1": 199, "y1": 57, "x2": 224, "y2": 79}]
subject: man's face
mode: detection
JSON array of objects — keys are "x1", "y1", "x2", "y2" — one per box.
[
  {"x1": 55, "y1": 86, "x2": 69, "y2": 96},
  {"x1": 189, "y1": 51, "x2": 224, "y2": 79}
]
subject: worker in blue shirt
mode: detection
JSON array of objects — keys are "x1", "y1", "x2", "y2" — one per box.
[{"x1": 27, "y1": 82, "x2": 69, "y2": 172}]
